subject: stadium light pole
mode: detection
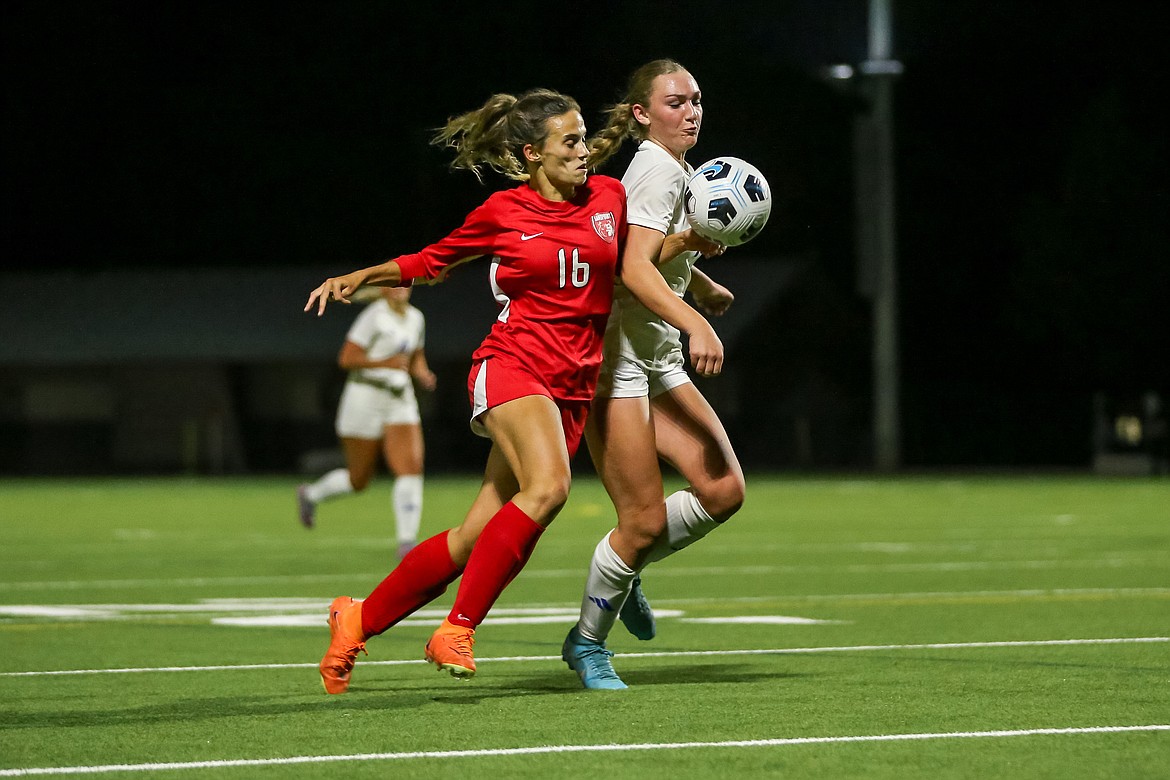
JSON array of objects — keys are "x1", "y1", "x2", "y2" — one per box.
[{"x1": 853, "y1": 0, "x2": 904, "y2": 471}]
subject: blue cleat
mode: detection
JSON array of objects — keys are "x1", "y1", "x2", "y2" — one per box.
[
  {"x1": 618, "y1": 575, "x2": 656, "y2": 640},
  {"x1": 562, "y1": 625, "x2": 627, "y2": 690}
]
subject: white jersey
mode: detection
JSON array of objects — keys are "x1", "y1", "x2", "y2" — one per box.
[
  {"x1": 346, "y1": 299, "x2": 426, "y2": 392},
  {"x1": 601, "y1": 140, "x2": 701, "y2": 375}
]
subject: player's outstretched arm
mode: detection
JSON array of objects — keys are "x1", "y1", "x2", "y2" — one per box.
[{"x1": 305, "y1": 260, "x2": 405, "y2": 316}]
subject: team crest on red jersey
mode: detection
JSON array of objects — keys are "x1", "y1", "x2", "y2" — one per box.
[{"x1": 591, "y1": 212, "x2": 616, "y2": 243}]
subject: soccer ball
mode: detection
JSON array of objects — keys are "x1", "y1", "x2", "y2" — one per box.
[{"x1": 683, "y1": 157, "x2": 772, "y2": 246}]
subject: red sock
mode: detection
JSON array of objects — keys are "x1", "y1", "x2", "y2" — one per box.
[
  {"x1": 361, "y1": 530, "x2": 461, "y2": 637},
  {"x1": 447, "y1": 502, "x2": 544, "y2": 629}
]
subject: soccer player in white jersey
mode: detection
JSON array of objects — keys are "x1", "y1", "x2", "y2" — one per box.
[
  {"x1": 297, "y1": 285, "x2": 437, "y2": 560},
  {"x1": 563, "y1": 60, "x2": 745, "y2": 689}
]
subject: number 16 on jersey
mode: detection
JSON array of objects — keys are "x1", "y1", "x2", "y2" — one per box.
[{"x1": 558, "y1": 248, "x2": 590, "y2": 289}]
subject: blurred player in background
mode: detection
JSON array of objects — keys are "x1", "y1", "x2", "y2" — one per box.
[
  {"x1": 297, "y1": 285, "x2": 436, "y2": 560},
  {"x1": 562, "y1": 59, "x2": 745, "y2": 689},
  {"x1": 303, "y1": 87, "x2": 723, "y2": 694}
]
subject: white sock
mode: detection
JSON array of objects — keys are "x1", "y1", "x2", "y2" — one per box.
[
  {"x1": 577, "y1": 530, "x2": 637, "y2": 643},
  {"x1": 304, "y1": 468, "x2": 354, "y2": 504},
  {"x1": 392, "y1": 474, "x2": 423, "y2": 545},
  {"x1": 642, "y1": 490, "x2": 719, "y2": 566}
]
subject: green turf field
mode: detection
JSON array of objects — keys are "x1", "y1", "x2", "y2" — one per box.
[{"x1": 1, "y1": 475, "x2": 1167, "y2": 778}]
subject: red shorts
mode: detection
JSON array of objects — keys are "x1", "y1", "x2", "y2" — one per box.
[{"x1": 467, "y1": 354, "x2": 590, "y2": 458}]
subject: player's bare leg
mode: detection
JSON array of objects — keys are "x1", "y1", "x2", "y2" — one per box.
[
  {"x1": 297, "y1": 436, "x2": 380, "y2": 529},
  {"x1": 563, "y1": 395, "x2": 664, "y2": 689},
  {"x1": 646, "y1": 381, "x2": 745, "y2": 563},
  {"x1": 428, "y1": 395, "x2": 571, "y2": 678}
]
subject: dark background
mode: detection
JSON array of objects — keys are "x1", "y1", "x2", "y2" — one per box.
[{"x1": 3, "y1": 1, "x2": 1167, "y2": 470}]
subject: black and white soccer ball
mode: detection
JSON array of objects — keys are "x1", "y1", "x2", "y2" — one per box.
[{"x1": 683, "y1": 156, "x2": 772, "y2": 246}]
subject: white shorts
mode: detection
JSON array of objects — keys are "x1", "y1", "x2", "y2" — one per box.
[
  {"x1": 334, "y1": 379, "x2": 420, "y2": 439},
  {"x1": 594, "y1": 346, "x2": 692, "y2": 400}
]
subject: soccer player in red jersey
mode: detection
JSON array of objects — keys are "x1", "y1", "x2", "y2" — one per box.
[{"x1": 304, "y1": 88, "x2": 723, "y2": 693}]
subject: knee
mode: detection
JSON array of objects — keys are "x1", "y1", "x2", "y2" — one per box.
[
  {"x1": 696, "y1": 473, "x2": 745, "y2": 521},
  {"x1": 615, "y1": 500, "x2": 668, "y2": 551},
  {"x1": 620, "y1": 520, "x2": 665, "y2": 555},
  {"x1": 522, "y1": 471, "x2": 572, "y2": 519}
]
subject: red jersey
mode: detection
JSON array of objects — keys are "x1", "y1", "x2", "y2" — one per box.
[{"x1": 394, "y1": 176, "x2": 627, "y2": 401}]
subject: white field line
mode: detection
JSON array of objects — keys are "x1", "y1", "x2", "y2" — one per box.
[
  {"x1": 1, "y1": 555, "x2": 1166, "y2": 591},
  {"x1": 0, "y1": 604, "x2": 686, "y2": 626},
  {"x1": 1, "y1": 586, "x2": 1165, "y2": 618},
  {"x1": 1, "y1": 725, "x2": 1167, "y2": 776},
  {"x1": 679, "y1": 616, "x2": 844, "y2": 625},
  {"x1": 210, "y1": 612, "x2": 691, "y2": 628},
  {"x1": 0, "y1": 604, "x2": 636, "y2": 617},
  {"x1": 2, "y1": 587, "x2": 1167, "y2": 627},
  {"x1": 652, "y1": 587, "x2": 1170, "y2": 606},
  {"x1": 2, "y1": 636, "x2": 1165, "y2": 678}
]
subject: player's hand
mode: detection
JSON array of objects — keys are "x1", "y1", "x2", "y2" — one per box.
[
  {"x1": 415, "y1": 369, "x2": 438, "y2": 392},
  {"x1": 305, "y1": 274, "x2": 362, "y2": 316},
  {"x1": 687, "y1": 321, "x2": 724, "y2": 377},
  {"x1": 693, "y1": 280, "x2": 734, "y2": 317},
  {"x1": 679, "y1": 228, "x2": 727, "y2": 259}
]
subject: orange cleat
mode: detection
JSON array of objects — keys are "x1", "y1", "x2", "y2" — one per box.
[
  {"x1": 319, "y1": 596, "x2": 367, "y2": 694},
  {"x1": 424, "y1": 619, "x2": 476, "y2": 678}
]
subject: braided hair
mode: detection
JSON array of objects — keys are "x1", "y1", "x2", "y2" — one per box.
[{"x1": 587, "y1": 59, "x2": 688, "y2": 171}]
